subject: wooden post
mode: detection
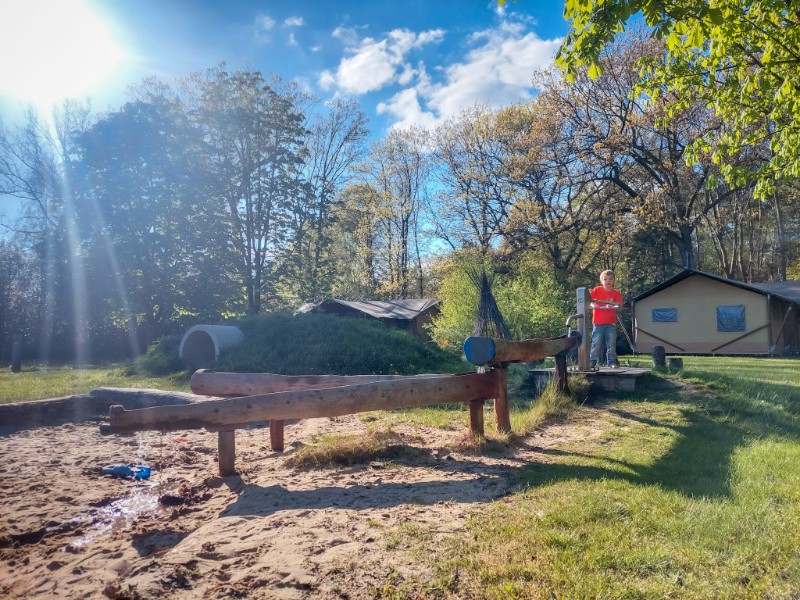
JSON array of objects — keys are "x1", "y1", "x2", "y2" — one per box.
[
  {"x1": 469, "y1": 399, "x2": 484, "y2": 437},
  {"x1": 554, "y1": 352, "x2": 570, "y2": 395},
  {"x1": 218, "y1": 430, "x2": 236, "y2": 476},
  {"x1": 576, "y1": 287, "x2": 592, "y2": 371},
  {"x1": 270, "y1": 419, "x2": 284, "y2": 451},
  {"x1": 494, "y1": 366, "x2": 511, "y2": 433},
  {"x1": 652, "y1": 346, "x2": 666, "y2": 367},
  {"x1": 11, "y1": 334, "x2": 22, "y2": 373}
]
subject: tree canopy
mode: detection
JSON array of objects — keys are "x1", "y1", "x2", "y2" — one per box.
[{"x1": 556, "y1": 0, "x2": 800, "y2": 198}]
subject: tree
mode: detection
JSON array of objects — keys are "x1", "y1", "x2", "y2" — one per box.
[
  {"x1": 182, "y1": 66, "x2": 311, "y2": 314},
  {"x1": 431, "y1": 105, "x2": 515, "y2": 255},
  {"x1": 74, "y1": 98, "x2": 235, "y2": 348},
  {"x1": 286, "y1": 98, "x2": 369, "y2": 302},
  {"x1": 556, "y1": 0, "x2": 800, "y2": 199},
  {"x1": 362, "y1": 128, "x2": 430, "y2": 298}
]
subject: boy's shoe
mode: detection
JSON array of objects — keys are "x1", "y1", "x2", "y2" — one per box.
[
  {"x1": 609, "y1": 363, "x2": 620, "y2": 369},
  {"x1": 589, "y1": 361, "x2": 597, "y2": 370}
]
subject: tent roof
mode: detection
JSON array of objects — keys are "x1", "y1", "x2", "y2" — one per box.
[
  {"x1": 299, "y1": 298, "x2": 440, "y2": 320},
  {"x1": 632, "y1": 270, "x2": 800, "y2": 305}
]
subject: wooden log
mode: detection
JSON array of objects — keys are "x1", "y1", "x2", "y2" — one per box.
[
  {"x1": 493, "y1": 366, "x2": 511, "y2": 433},
  {"x1": 270, "y1": 419, "x2": 285, "y2": 452},
  {"x1": 463, "y1": 335, "x2": 579, "y2": 366},
  {"x1": 108, "y1": 371, "x2": 501, "y2": 434},
  {"x1": 190, "y1": 370, "x2": 443, "y2": 396},
  {"x1": 218, "y1": 430, "x2": 236, "y2": 476},
  {"x1": 91, "y1": 387, "x2": 214, "y2": 406}
]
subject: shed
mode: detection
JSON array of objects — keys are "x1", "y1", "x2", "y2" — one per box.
[
  {"x1": 632, "y1": 270, "x2": 800, "y2": 355},
  {"x1": 296, "y1": 298, "x2": 440, "y2": 340}
]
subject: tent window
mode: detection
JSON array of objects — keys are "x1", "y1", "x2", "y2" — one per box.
[
  {"x1": 652, "y1": 308, "x2": 677, "y2": 322},
  {"x1": 717, "y1": 305, "x2": 746, "y2": 332}
]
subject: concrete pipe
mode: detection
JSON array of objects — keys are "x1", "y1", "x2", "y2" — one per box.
[{"x1": 179, "y1": 325, "x2": 244, "y2": 370}]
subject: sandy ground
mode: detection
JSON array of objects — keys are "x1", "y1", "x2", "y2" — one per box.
[{"x1": 0, "y1": 404, "x2": 607, "y2": 599}]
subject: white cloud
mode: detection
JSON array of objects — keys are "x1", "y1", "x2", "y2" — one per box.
[
  {"x1": 377, "y1": 87, "x2": 438, "y2": 131},
  {"x1": 254, "y1": 13, "x2": 276, "y2": 44},
  {"x1": 319, "y1": 27, "x2": 444, "y2": 96},
  {"x1": 287, "y1": 32, "x2": 298, "y2": 47},
  {"x1": 284, "y1": 16, "x2": 304, "y2": 27},
  {"x1": 381, "y1": 22, "x2": 562, "y2": 130}
]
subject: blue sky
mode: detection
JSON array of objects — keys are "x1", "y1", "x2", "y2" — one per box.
[{"x1": 0, "y1": 0, "x2": 570, "y2": 136}]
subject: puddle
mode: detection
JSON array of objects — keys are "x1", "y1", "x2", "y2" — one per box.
[
  {"x1": 66, "y1": 484, "x2": 166, "y2": 550},
  {"x1": 66, "y1": 433, "x2": 167, "y2": 549}
]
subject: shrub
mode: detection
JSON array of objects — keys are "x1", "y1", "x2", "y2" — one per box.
[{"x1": 136, "y1": 335, "x2": 184, "y2": 375}]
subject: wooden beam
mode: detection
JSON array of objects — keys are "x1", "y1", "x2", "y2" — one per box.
[
  {"x1": 190, "y1": 370, "x2": 442, "y2": 396},
  {"x1": 108, "y1": 371, "x2": 501, "y2": 434},
  {"x1": 463, "y1": 335, "x2": 578, "y2": 366}
]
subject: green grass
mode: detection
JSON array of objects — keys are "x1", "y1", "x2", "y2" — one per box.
[
  {"x1": 403, "y1": 356, "x2": 800, "y2": 599},
  {"x1": 0, "y1": 364, "x2": 189, "y2": 404}
]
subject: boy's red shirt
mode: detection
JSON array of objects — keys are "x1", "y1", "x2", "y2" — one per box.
[{"x1": 590, "y1": 285, "x2": 623, "y2": 325}]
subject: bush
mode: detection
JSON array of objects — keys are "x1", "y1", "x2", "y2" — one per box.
[{"x1": 136, "y1": 335, "x2": 184, "y2": 375}]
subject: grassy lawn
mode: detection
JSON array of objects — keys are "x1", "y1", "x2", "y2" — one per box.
[
  {"x1": 0, "y1": 364, "x2": 189, "y2": 404},
  {"x1": 404, "y1": 355, "x2": 800, "y2": 599}
]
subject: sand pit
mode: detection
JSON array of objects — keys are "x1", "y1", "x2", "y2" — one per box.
[{"x1": 0, "y1": 400, "x2": 604, "y2": 599}]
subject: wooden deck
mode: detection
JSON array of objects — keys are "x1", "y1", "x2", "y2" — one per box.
[{"x1": 529, "y1": 365, "x2": 651, "y2": 393}]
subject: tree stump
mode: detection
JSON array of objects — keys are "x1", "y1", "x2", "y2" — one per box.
[
  {"x1": 666, "y1": 357, "x2": 683, "y2": 370},
  {"x1": 652, "y1": 345, "x2": 666, "y2": 367}
]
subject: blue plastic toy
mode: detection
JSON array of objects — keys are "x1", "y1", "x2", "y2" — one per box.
[{"x1": 101, "y1": 464, "x2": 152, "y2": 480}]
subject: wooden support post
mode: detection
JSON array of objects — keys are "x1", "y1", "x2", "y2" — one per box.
[
  {"x1": 554, "y1": 352, "x2": 570, "y2": 395},
  {"x1": 494, "y1": 366, "x2": 511, "y2": 433},
  {"x1": 218, "y1": 430, "x2": 236, "y2": 476},
  {"x1": 270, "y1": 419, "x2": 284, "y2": 452},
  {"x1": 469, "y1": 399, "x2": 484, "y2": 437}
]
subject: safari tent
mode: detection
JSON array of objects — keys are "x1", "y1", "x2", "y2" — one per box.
[
  {"x1": 296, "y1": 298, "x2": 440, "y2": 340},
  {"x1": 632, "y1": 270, "x2": 800, "y2": 355}
]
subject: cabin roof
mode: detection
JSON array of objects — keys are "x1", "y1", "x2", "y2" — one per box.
[{"x1": 632, "y1": 270, "x2": 800, "y2": 305}]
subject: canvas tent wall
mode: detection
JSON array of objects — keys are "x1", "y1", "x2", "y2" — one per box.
[
  {"x1": 296, "y1": 298, "x2": 440, "y2": 340},
  {"x1": 632, "y1": 270, "x2": 800, "y2": 355}
]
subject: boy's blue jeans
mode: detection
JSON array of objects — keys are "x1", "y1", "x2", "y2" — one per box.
[{"x1": 590, "y1": 324, "x2": 618, "y2": 366}]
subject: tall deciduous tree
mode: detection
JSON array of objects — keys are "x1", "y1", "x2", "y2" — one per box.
[
  {"x1": 557, "y1": 0, "x2": 800, "y2": 199},
  {"x1": 75, "y1": 99, "x2": 234, "y2": 348},
  {"x1": 432, "y1": 105, "x2": 515, "y2": 255},
  {"x1": 362, "y1": 127, "x2": 430, "y2": 298},
  {"x1": 287, "y1": 98, "x2": 369, "y2": 302},
  {"x1": 183, "y1": 66, "x2": 311, "y2": 314}
]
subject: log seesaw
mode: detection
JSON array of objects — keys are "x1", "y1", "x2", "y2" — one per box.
[{"x1": 101, "y1": 334, "x2": 579, "y2": 476}]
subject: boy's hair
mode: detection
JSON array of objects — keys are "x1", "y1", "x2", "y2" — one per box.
[{"x1": 600, "y1": 269, "x2": 615, "y2": 279}]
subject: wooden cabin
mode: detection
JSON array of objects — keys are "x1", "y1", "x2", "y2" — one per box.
[{"x1": 632, "y1": 270, "x2": 800, "y2": 355}]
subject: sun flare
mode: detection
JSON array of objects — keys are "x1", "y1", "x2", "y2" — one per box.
[{"x1": 0, "y1": 0, "x2": 124, "y2": 109}]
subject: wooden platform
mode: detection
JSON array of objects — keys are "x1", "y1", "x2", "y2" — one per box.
[{"x1": 529, "y1": 366, "x2": 651, "y2": 393}]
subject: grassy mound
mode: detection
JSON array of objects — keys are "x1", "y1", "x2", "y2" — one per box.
[{"x1": 211, "y1": 313, "x2": 467, "y2": 375}]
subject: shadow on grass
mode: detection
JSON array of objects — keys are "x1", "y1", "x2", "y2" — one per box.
[{"x1": 516, "y1": 374, "x2": 800, "y2": 499}]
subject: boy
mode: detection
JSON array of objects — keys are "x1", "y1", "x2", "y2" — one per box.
[{"x1": 589, "y1": 269, "x2": 622, "y2": 369}]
